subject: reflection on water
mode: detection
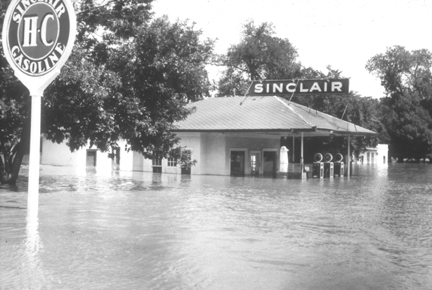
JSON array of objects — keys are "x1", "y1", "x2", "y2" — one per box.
[{"x1": 1, "y1": 164, "x2": 432, "y2": 289}]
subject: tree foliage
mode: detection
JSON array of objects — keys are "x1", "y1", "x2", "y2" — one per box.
[
  {"x1": 366, "y1": 46, "x2": 432, "y2": 160},
  {"x1": 290, "y1": 66, "x2": 385, "y2": 157},
  {"x1": 0, "y1": 52, "x2": 29, "y2": 184},
  {"x1": 216, "y1": 21, "x2": 384, "y2": 157},
  {"x1": 292, "y1": 90, "x2": 386, "y2": 158},
  {"x1": 217, "y1": 21, "x2": 301, "y2": 97},
  {"x1": 0, "y1": 0, "x2": 214, "y2": 184}
]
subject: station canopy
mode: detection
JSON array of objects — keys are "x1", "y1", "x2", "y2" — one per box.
[{"x1": 173, "y1": 96, "x2": 377, "y2": 137}]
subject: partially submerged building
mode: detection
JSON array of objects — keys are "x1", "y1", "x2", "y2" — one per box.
[
  {"x1": 41, "y1": 96, "x2": 378, "y2": 177},
  {"x1": 358, "y1": 144, "x2": 389, "y2": 165}
]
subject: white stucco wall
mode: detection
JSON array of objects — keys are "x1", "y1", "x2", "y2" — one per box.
[
  {"x1": 377, "y1": 144, "x2": 389, "y2": 165},
  {"x1": 176, "y1": 132, "x2": 201, "y2": 174},
  {"x1": 41, "y1": 139, "x2": 86, "y2": 167},
  {"x1": 118, "y1": 141, "x2": 134, "y2": 171},
  {"x1": 224, "y1": 135, "x2": 281, "y2": 175},
  {"x1": 359, "y1": 144, "x2": 389, "y2": 165},
  {"x1": 41, "y1": 138, "x2": 134, "y2": 171},
  {"x1": 41, "y1": 133, "x2": 284, "y2": 176},
  {"x1": 138, "y1": 132, "x2": 282, "y2": 176},
  {"x1": 176, "y1": 133, "x2": 281, "y2": 176},
  {"x1": 139, "y1": 132, "x2": 201, "y2": 174},
  {"x1": 132, "y1": 151, "x2": 144, "y2": 171},
  {"x1": 200, "y1": 133, "x2": 226, "y2": 175}
]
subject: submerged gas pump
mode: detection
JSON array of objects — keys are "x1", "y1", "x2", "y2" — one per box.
[
  {"x1": 323, "y1": 153, "x2": 334, "y2": 178},
  {"x1": 334, "y1": 153, "x2": 344, "y2": 177},
  {"x1": 312, "y1": 153, "x2": 324, "y2": 178}
]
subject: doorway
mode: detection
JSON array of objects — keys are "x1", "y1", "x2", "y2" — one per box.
[
  {"x1": 230, "y1": 151, "x2": 245, "y2": 176},
  {"x1": 263, "y1": 151, "x2": 277, "y2": 176},
  {"x1": 86, "y1": 149, "x2": 97, "y2": 167},
  {"x1": 250, "y1": 151, "x2": 260, "y2": 176},
  {"x1": 181, "y1": 149, "x2": 192, "y2": 175}
]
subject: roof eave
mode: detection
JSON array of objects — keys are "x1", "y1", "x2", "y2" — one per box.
[{"x1": 172, "y1": 127, "x2": 377, "y2": 136}]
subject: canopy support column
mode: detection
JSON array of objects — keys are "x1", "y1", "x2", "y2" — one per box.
[
  {"x1": 347, "y1": 135, "x2": 351, "y2": 177},
  {"x1": 292, "y1": 136, "x2": 295, "y2": 162},
  {"x1": 301, "y1": 132, "x2": 304, "y2": 172}
]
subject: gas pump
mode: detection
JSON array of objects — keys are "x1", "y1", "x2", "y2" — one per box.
[
  {"x1": 334, "y1": 153, "x2": 344, "y2": 177},
  {"x1": 323, "y1": 153, "x2": 334, "y2": 178},
  {"x1": 312, "y1": 153, "x2": 324, "y2": 178}
]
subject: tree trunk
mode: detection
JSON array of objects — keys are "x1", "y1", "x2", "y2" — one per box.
[
  {"x1": 8, "y1": 144, "x2": 26, "y2": 185},
  {"x1": 0, "y1": 116, "x2": 31, "y2": 185},
  {"x1": 0, "y1": 154, "x2": 6, "y2": 184}
]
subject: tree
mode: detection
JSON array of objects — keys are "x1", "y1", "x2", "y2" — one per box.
[
  {"x1": 216, "y1": 19, "x2": 384, "y2": 158},
  {"x1": 0, "y1": 1, "x2": 214, "y2": 184},
  {"x1": 0, "y1": 53, "x2": 29, "y2": 184},
  {"x1": 0, "y1": 0, "x2": 32, "y2": 184},
  {"x1": 217, "y1": 20, "x2": 301, "y2": 97},
  {"x1": 291, "y1": 90, "x2": 385, "y2": 159},
  {"x1": 286, "y1": 66, "x2": 385, "y2": 159},
  {"x1": 366, "y1": 46, "x2": 432, "y2": 160},
  {"x1": 102, "y1": 16, "x2": 214, "y2": 158}
]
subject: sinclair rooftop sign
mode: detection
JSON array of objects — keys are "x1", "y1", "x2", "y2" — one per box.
[{"x1": 248, "y1": 79, "x2": 349, "y2": 96}]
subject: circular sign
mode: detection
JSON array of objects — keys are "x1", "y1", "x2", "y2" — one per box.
[
  {"x1": 324, "y1": 153, "x2": 333, "y2": 162},
  {"x1": 18, "y1": 3, "x2": 60, "y2": 61},
  {"x1": 334, "y1": 153, "x2": 344, "y2": 162},
  {"x1": 314, "y1": 153, "x2": 323, "y2": 162},
  {"x1": 2, "y1": 0, "x2": 75, "y2": 78}
]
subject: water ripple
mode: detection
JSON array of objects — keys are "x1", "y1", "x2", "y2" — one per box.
[{"x1": 1, "y1": 164, "x2": 432, "y2": 289}]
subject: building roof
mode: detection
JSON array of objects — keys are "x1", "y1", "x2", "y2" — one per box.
[{"x1": 173, "y1": 96, "x2": 376, "y2": 137}]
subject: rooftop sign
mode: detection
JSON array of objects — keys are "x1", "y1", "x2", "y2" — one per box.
[{"x1": 248, "y1": 79, "x2": 349, "y2": 96}]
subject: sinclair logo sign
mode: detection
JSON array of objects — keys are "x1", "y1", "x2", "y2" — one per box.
[
  {"x1": 2, "y1": 0, "x2": 75, "y2": 78},
  {"x1": 248, "y1": 79, "x2": 350, "y2": 96}
]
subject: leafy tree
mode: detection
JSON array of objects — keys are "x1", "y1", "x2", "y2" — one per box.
[
  {"x1": 291, "y1": 90, "x2": 385, "y2": 159},
  {"x1": 0, "y1": 53, "x2": 29, "y2": 184},
  {"x1": 216, "y1": 19, "x2": 384, "y2": 158},
  {"x1": 286, "y1": 65, "x2": 385, "y2": 159},
  {"x1": 0, "y1": 0, "x2": 31, "y2": 184},
  {"x1": 102, "y1": 16, "x2": 214, "y2": 157},
  {"x1": 0, "y1": 1, "x2": 214, "y2": 185},
  {"x1": 366, "y1": 46, "x2": 432, "y2": 160},
  {"x1": 217, "y1": 20, "x2": 301, "y2": 96}
]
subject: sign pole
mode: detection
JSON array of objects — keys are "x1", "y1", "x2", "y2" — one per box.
[
  {"x1": 2, "y1": 0, "x2": 76, "y2": 206},
  {"x1": 28, "y1": 94, "x2": 42, "y2": 207}
]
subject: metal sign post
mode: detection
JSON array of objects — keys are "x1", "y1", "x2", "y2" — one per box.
[{"x1": 2, "y1": 0, "x2": 76, "y2": 206}]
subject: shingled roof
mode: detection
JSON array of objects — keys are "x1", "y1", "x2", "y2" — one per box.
[{"x1": 173, "y1": 96, "x2": 376, "y2": 136}]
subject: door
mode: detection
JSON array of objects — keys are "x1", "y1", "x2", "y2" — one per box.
[
  {"x1": 181, "y1": 149, "x2": 192, "y2": 175},
  {"x1": 250, "y1": 152, "x2": 260, "y2": 176},
  {"x1": 231, "y1": 151, "x2": 245, "y2": 176},
  {"x1": 86, "y1": 149, "x2": 97, "y2": 167},
  {"x1": 263, "y1": 151, "x2": 276, "y2": 176}
]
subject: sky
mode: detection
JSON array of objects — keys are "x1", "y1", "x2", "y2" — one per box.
[{"x1": 152, "y1": 0, "x2": 432, "y2": 98}]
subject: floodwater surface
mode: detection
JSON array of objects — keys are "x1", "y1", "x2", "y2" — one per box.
[{"x1": 1, "y1": 164, "x2": 432, "y2": 289}]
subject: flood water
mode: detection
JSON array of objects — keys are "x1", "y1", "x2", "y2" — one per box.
[{"x1": 1, "y1": 164, "x2": 432, "y2": 290}]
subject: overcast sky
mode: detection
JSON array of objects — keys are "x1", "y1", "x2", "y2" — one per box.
[{"x1": 152, "y1": 0, "x2": 432, "y2": 98}]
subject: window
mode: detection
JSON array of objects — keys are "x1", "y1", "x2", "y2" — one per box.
[
  {"x1": 152, "y1": 157, "x2": 162, "y2": 173},
  {"x1": 167, "y1": 157, "x2": 177, "y2": 167},
  {"x1": 152, "y1": 158, "x2": 162, "y2": 166}
]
